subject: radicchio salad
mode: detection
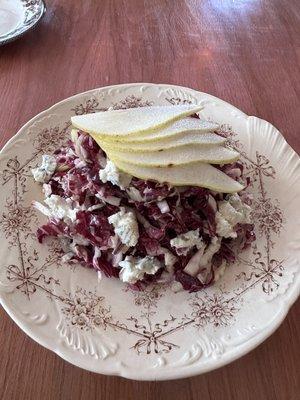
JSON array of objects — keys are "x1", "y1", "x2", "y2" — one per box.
[{"x1": 32, "y1": 106, "x2": 255, "y2": 293}]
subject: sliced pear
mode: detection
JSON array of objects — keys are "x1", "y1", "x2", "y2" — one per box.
[
  {"x1": 105, "y1": 144, "x2": 239, "y2": 166},
  {"x1": 98, "y1": 131, "x2": 225, "y2": 152},
  {"x1": 71, "y1": 105, "x2": 203, "y2": 138},
  {"x1": 113, "y1": 159, "x2": 244, "y2": 193},
  {"x1": 99, "y1": 117, "x2": 219, "y2": 143}
]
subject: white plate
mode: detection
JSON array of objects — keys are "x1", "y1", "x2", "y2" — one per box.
[
  {"x1": 0, "y1": 83, "x2": 299, "y2": 381},
  {"x1": 0, "y1": 0, "x2": 45, "y2": 45}
]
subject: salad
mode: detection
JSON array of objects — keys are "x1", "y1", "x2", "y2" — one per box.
[{"x1": 32, "y1": 105, "x2": 255, "y2": 292}]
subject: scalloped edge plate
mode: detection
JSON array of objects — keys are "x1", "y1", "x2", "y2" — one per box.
[
  {"x1": 0, "y1": 0, "x2": 46, "y2": 45},
  {"x1": 0, "y1": 83, "x2": 299, "y2": 380}
]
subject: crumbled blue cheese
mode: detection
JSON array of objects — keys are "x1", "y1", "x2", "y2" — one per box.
[
  {"x1": 216, "y1": 194, "x2": 252, "y2": 238},
  {"x1": 99, "y1": 160, "x2": 132, "y2": 190},
  {"x1": 229, "y1": 193, "x2": 252, "y2": 221},
  {"x1": 215, "y1": 214, "x2": 235, "y2": 238},
  {"x1": 31, "y1": 155, "x2": 57, "y2": 183},
  {"x1": 33, "y1": 194, "x2": 82, "y2": 222},
  {"x1": 108, "y1": 207, "x2": 139, "y2": 246},
  {"x1": 170, "y1": 229, "x2": 203, "y2": 255},
  {"x1": 43, "y1": 195, "x2": 79, "y2": 222},
  {"x1": 118, "y1": 255, "x2": 162, "y2": 284}
]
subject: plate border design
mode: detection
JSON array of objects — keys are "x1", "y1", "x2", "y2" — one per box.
[
  {"x1": 0, "y1": 0, "x2": 46, "y2": 46},
  {"x1": 0, "y1": 83, "x2": 299, "y2": 380}
]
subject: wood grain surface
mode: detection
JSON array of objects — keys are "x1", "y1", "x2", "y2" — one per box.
[{"x1": 0, "y1": 1, "x2": 299, "y2": 399}]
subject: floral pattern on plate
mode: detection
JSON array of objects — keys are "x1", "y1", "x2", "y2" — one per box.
[{"x1": 0, "y1": 83, "x2": 299, "y2": 380}]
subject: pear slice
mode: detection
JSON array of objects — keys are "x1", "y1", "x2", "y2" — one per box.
[
  {"x1": 113, "y1": 159, "x2": 244, "y2": 193},
  {"x1": 105, "y1": 143, "x2": 239, "y2": 166},
  {"x1": 101, "y1": 117, "x2": 219, "y2": 143},
  {"x1": 71, "y1": 105, "x2": 203, "y2": 138},
  {"x1": 98, "y1": 131, "x2": 225, "y2": 152}
]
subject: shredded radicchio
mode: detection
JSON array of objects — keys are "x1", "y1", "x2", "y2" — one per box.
[{"x1": 33, "y1": 130, "x2": 255, "y2": 292}]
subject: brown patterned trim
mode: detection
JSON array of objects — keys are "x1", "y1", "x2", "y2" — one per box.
[{"x1": 0, "y1": 95, "x2": 286, "y2": 354}]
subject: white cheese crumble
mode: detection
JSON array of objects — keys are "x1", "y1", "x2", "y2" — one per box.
[
  {"x1": 33, "y1": 195, "x2": 82, "y2": 223},
  {"x1": 170, "y1": 229, "x2": 203, "y2": 255},
  {"x1": 31, "y1": 155, "x2": 57, "y2": 183},
  {"x1": 42, "y1": 183, "x2": 52, "y2": 198},
  {"x1": 99, "y1": 160, "x2": 132, "y2": 190},
  {"x1": 118, "y1": 255, "x2": 162, "y2": 284},
  {"x1": 216, "y1": 194, "x2": 252, "y2": 238},
  {"x1": 44, "y1": 195, "x2": 78, "y2": 222},
  {"x1": 108, "y1": 207, "x2": 139, "y2": 247}
]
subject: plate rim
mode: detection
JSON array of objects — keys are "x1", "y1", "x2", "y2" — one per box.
[
  {"x1": 0, "y1": 82, "x2": 299, "y2": 380},
  {"x1": 0, "y1": 0, "x2": 46, "y2": 46}
]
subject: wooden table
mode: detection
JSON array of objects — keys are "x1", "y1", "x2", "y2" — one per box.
[{"x1": 0, "y1": 1, "x2": 299, "y2": 398}]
